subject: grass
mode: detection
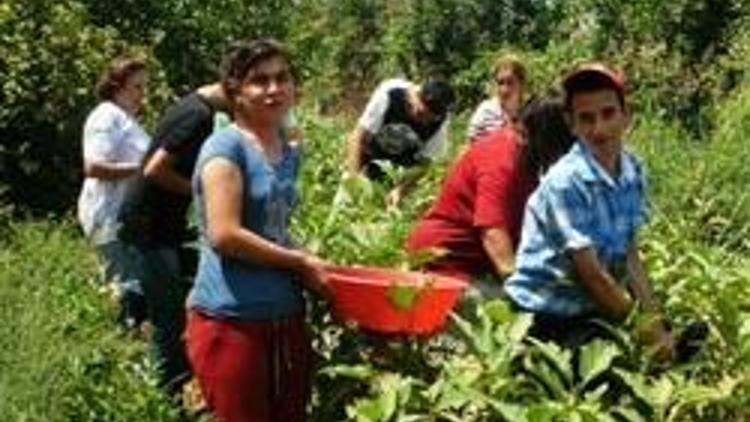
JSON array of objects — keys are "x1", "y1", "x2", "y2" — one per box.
[{"x1": 0, "y1": 220, "x2": 180, "y2": 421}]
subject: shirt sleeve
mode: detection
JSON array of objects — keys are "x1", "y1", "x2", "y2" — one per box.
[
  {"x1": 357, "y1": 81, "x2": 393, "y2": 134},
  {"x1": 543, "y1": 182, "x2": 595, "y2": 252},
  {"x1": 83, "y1": 105, "x2": 122, "y2": 162},
  {"x1": 418, "y1": 117, "x2": 450, "y2": 160},
  {"x1": 467, "y1": 100, "x2": 506, "y2": 141},
  {"x1": 466, "y1": 101, "x2": 490, "y2": 140}
]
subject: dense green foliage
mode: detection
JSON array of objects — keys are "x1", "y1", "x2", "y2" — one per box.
[
  {"x1": 3, "y1": 0, "x2": 750, "y2": 213},
  {"x1": 293, "y1": 106, "x2": 750, "y2": 421},
  {"x1": 2, "y1": 100, "x2": 749, "y2": 420}
]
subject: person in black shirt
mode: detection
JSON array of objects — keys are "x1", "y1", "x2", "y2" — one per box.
[{"x1": 119, "y1": 81, "x2": 229, "y2": 397}]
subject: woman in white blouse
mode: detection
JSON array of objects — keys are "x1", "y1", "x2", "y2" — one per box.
[
  {"x1": 77, "y1": 56, "x2": 150, "y2": 329},
  {"x1": 466, "y1": 54, "x2": 527, "y2": 142}
]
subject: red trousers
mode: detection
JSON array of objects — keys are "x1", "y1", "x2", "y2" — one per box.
[{"x1": 185, "y1": 309, "x2": 312, "y2": 422}]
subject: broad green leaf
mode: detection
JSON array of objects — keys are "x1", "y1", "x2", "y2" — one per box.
[
  {"x1": 482, "y1": 396, "x2": 528, "y2": 422},
  {"x1": 508, "y1": 313, "x2": 534, "y2": 344},
  {"x1": 387, "y1": 283, "x2": 420, "y2": 311},
  {"x1": 614, "y1": 369, "x2": 673, "y2": 411},
  {"x1": 528, "y1": 338, "x2": 574, "y2": 388},
  {"x1": 449, "y1": 312, "x2": 489, "y2": 356},
  {"x1": 350, "y1": 395, "x2": 390, "y2": 422},
  {"x1": 526, "y1": 402, "x2": 564, "y2": 421},
  {"x1": 578, "y1": 339, "x2": 621, "y2": 389},
  {"x1": 524, "y1": 355, "x2": 570, "y2": 400},
  {"x1": 611, "y1": 406, "x2": 648, "y2": 422},
  {"x1": 483, "y1": 299, "x2": 514, "y2": 324},
  {"x1": 350, "y1": 375, "x2": 401, "y2": 422},
  {"x1": 675, "y1": 375, "x2": 741, "y2": 407}
]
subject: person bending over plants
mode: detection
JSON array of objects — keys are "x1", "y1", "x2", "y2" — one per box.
[
  {"x1": 406, "y1": 96, "x2": 575, "y2": 297},
  {"x1": 504, "y1": 62, "x2": 706, "y2": 362},
  {"x1": 185, "y1": 38, "x2": 330, "y2": 422},
  {"x1": 345, "y1": 76, "x2": 456, "y2": 207}
]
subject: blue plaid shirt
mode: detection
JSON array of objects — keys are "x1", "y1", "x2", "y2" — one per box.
[{"x1": 504, "y1": 141, "x2": 648, "y2": 317}]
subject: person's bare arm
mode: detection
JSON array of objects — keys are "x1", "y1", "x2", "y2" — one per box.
[
  {"x1": 571, "y1": 247, "x2": 634, "y2": 320},
  {"x1": 83, "y1": 160, "x2": 140, "y2": 180},
  {"x1": 345, "y1": 126, "x2": 370, "y2": 175},
  {"x1": 201, "y1": 158, "x2": 329, "y2": 295},
  {"x1": 480, "y1": 227, "x2": 515, "y2": 279},
  {"x1": 143, "y1": 148, "x2": 192, "y2": 196},
  {"x1": 626, "y1": 243, "x2": 675, "y2": 361},
  {"x1": 626, "y1": 243, "x2": 660, "y2": 312},
  {"x1": 386, "y1": 164, "x2": 427, "y2": 206}
]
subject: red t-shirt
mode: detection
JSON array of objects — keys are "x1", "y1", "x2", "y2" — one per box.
[{"x1": 406, "y1": 128, "x2": 536, "y2": 280}]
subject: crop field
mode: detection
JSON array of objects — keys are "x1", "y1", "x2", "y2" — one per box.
[
  {"x1": 2, "y1": 102, "x2": 749, "y2": 421},
  {"x1": 2, "y1": 1, "x2": 750, "y2": 420}
]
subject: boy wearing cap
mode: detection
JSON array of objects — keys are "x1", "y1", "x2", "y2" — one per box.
[
  {"x1": 504, "y1": 62, "x2": 681, "y2": 360},
  {"x1": 345, "y1": 77, "x2": 455, "y2": 205}
]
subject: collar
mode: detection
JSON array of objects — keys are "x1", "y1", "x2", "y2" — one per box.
[{"x1": 572, "y1": 140, "x2": 639, "y2": 188}]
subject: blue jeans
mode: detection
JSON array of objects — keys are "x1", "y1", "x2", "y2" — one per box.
[
  {"x1": 96, "y1": 241, "x2": 148, "y2": 327},
  {"x1": 137, "y1": 245, "x2": 192, "y2": 396},
  {"x1": 95, "y1": 241, "x2": 145, "y2": 296}
]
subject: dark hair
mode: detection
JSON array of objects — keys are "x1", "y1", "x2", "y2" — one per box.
[
  {"x1": 519, "y1": 96, "x2": 575, "y2": 177},
  {"x1": 563, "y1": 69, "x2": 625, "y2": 111},
  {"x1": 420, "y1": 78, "x2": 456, "y2": 117},
  {"x1": 220, "y1": 38, "x2": 292, "y2": 105},
  {"x1": 95, "y1": 57, "x2": 147, "y2": 101}
]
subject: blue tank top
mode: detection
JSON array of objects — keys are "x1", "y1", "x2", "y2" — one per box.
[{"x1": 188, "y1": 125, "x2": 304, "y2": 320}]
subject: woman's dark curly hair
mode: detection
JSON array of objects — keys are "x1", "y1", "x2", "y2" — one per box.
[
  {"x1": 95, "y1": 57, "x2": 146, "y2": 101},
  {"x1": 519, "y1": 96, "x2": 575, "y2": 177},
  {"x1": 220, "y1": 38, "x2": 293, "y2": 106}
]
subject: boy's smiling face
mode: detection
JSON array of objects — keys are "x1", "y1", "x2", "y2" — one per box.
[{"x1": 569, "y1": 89, "x2": 630, "y2": 158}]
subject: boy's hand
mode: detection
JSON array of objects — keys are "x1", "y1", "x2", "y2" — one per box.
[{"x1": 636, "y1": 314, "x2": 676, "y2": 363}]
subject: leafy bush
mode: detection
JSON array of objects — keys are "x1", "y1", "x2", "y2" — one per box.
[
  {"x1": 0, "y1": 0, "x2": 172, "y2": 214},
  {"x1": 295, "y1": 109, "x2": 750, "y2": 422}
]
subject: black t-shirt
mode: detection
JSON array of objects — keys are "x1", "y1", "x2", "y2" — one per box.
[
  {"x1": 120, "y1": 92, "x2": 216, "y2": 246},
  {"x1": 362, "y1": 88, "x2": 444, "y2": 179}
]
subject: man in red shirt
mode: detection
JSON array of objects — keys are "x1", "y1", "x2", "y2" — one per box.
[{"x1": 406, "y1": 97, "x2": 574, "y2": 285}]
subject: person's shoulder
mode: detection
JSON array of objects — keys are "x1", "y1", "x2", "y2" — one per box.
[
  {"x1": 471, "y1": 128, "x2": 518, "y2": 153},
  {"x1": 84, "y1": 101, "x2": 127, "y2": 131},
  {"x1": 538, "y1": 144, "x2": 588, "y2": 191},
  {"x1": 201, "y1": 126, "x2": 243, "y2": 155},
  {"x1": 89, "y1": 101, "x2": 126, "y2": 120}
]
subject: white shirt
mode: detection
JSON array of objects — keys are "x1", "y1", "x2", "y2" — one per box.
[
  {"x1": 357, "y1": 78, "x2": 449, "y2": 160},
  {"x1": 466, "y1": 98, "x2": 507, "y2": 141},
  {"x1": 77, "y1": 101, "x2": 150, "y2": 245}
]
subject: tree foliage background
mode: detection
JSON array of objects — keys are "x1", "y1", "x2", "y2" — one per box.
[{"x1": 1, "y1": 0, "x2": 750, "y2": 214}]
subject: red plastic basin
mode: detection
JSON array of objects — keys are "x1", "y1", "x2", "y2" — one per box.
[{"x1": 324, "y1": 265, "x2": 467, "y2": 335}]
